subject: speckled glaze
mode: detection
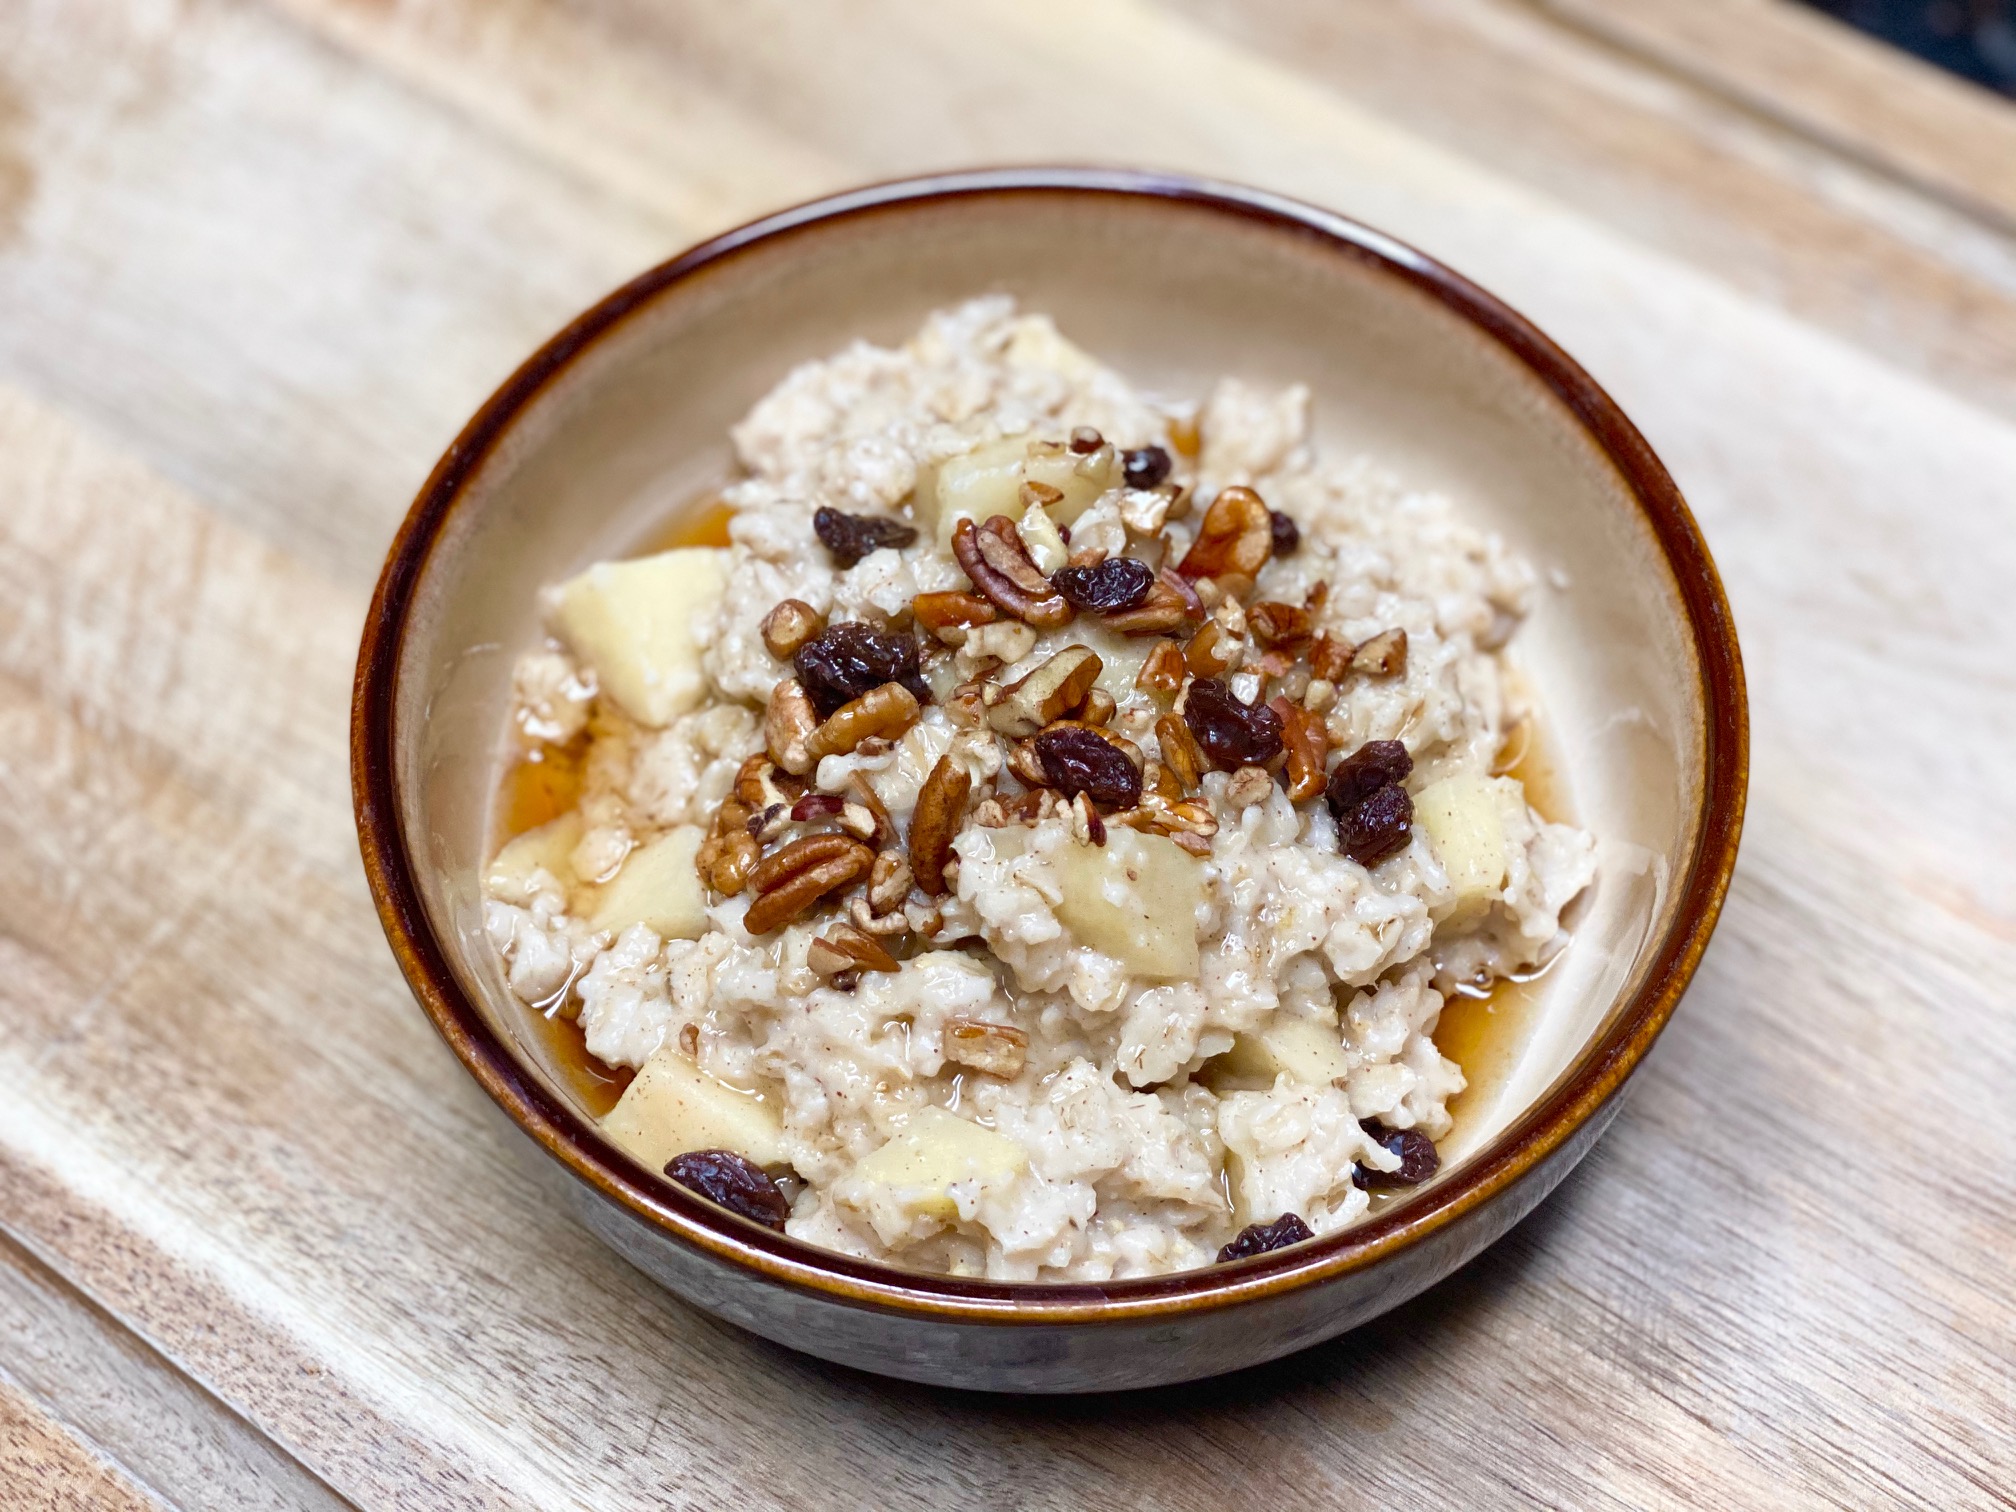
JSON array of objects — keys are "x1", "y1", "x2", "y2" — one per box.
[{"x1": 352, "y1": 168, "x2": 1746, "y2": 1392}]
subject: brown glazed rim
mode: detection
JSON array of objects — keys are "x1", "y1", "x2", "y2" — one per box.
[{"x1": 353, "y1": 167, "x2": 1747, "y2": 1325}]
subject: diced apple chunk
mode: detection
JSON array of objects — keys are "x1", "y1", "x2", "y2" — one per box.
[
  {"x1": 1217, "y1": 1016, "x2": 1353, "y2": 1086},
  {"x1": 601, "y1": 1046, "x2": 786, "y2": 1170},
  {"x1": 486, "y1": 810, "x2": 583, "y2": 893},
  {"x1": 916, "y1": 438, "x2": 1027, "y2": 547},
  {"x1": 1020, "y1": 443, "x2": 1114, "y2": 525},
  {"x1": 551, "y1": 547, "x2": 725, "y2": 727},
  {"x1": 1055, "y1": 827, "x2": 1204, "y2": 980},
  {"x1": 850, "y1": 1106, "x2": 1028, "y2": 1224},
  {"x1": 1415, "y1": 772, "x2": 1513, "y2": 910},
  {"x1": 585, "y1": 826, "x2": 707, "y2": 939}
]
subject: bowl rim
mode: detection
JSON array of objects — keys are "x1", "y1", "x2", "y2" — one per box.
[{"x1": 352, "y1": 166, "x2": 1747, "y2": 1324}]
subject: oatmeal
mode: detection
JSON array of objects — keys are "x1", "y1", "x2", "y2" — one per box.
[{"x1": 481, "y1": 298, "x2": 1596, "y2": 1280}]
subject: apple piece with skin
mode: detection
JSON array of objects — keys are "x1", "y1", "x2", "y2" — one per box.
[
  {"x1": 585, "y1": 826, "x2": 707, "y2": 940},
  {"x1": 1414, "y1": 772, "x2": 1514, "y2": 911},
  {"x1": 850, "y1": 1106, "x2": 1029, "y2": 1224},
  {"x1": 600, "y1": 1046, "x2": 786, "y2": 1170},
  {"x1": 486, "y1": 810, "x2": 583, "y2": 893},
  {"x1": 550, "y1": 547, "x2": 725, "y2": 728}
]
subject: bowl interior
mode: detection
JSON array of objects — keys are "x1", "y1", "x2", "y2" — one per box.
[{"x1": 389, "y1": 181, "x2": 1705, "y2": 1241}]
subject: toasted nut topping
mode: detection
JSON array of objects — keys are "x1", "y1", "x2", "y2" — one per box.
[
  {"x1": 1069, "y1": 425, "x2": 1104, "y2": 454},
  {"x1": 1247, "y1": 600, "x2": 1311, "y2": 648},
  {"x1": 839, "y1": 802, "x2": 879, "y2": 841},
  {"x1": 912, "y1": 590, "x2": 999, "y2": 644},
  {"x1": 1303, "y1": 677, "x2": 1338, "y2": 715},
  {"x1": 944, "y1": 680, "x2": 988, "y2": 727},
  {"x1": 808, "y1": 921, "x2": 899, "y2": 974},
  {"x1": 1136, "y1": 639, "x2": 1187, "y2": 696},
  {"x1": 1020, "y1": 479, "x2": 1064, "y2": 510},
  {"x1": 952, "y1": 516, "x2": 1073, "y2": 628},
  {"x1": 765, "y1": 679, "x2": 818, "y2": 775},
  {"x1": 805, "y1": 681, "x2": 921, "y2": 761},
  {"x1": 1309, "y1": 633, "x2": 1352, "y2": 683},
  {"x1": 1101, "y1": 581, "x2": 1192, "y2": 636},
  {"x1": 1171, "y1": 830, "x2": 1213, "y2": 857},
  {"x1": 1351, "y1": 628, "x2": 1408, "y2": 677},
  {"x1": 1155, "y1": 712, "x2": 1206, "y2": 790},
  {"x1": 944, "y1": 1017, "x2": 1030, "y2": 1078},
  {"x1": 1065, "y1": 544, "x2": 1108, "y2": 570},
  {"x1": 909, "y1": 754, "x2": 972, "y2": 897},
  {"x1": 846, "y1": 773, "x2": 896, "y2": 848},
  {"x1": 1270, "y1": 695, "x2": 1330, "y2": 802},
  {"x1": 733, "y1": 753, "x2": 801, "y2": 810},
  {"x1": 1184, "y1": 620, "x2": 1238, "y2": 679},
  {"x1": 1079, "y1": 687, "x2": 1116, "y2": 726},
  {"x1": 986, "y1": 645, "x2": 1103, "y2": 739},
  {"x1": 1068, "y1": 790, "x2": 1109, "y2": 846},
  {"x1": 1005, "y1": 740, "x2": 1048, "y2": 788},
  {"x1": 744, "y1": 835, "x2": 874, "y2": 934},
  {"x1": 962, "y1": 619, "x2": 1039, "y2": 666},
  {"x1": 1225, "y1": 764, "x2": 1275, "y2": 810},
  {"x1": 697, "y1": 826, "x2": 760, "y2": 894},
  {"x1": 850, "y1": 894, "x2": 913, "y2": 936},
  {"x1": 1177, "y1": 485, "x2": 1274, "y2": 580},
  {"x1": 868, "y1": 850, "x2": 913, "y2": 914},
  {"x1": 761, "y1": 599, "x2": 826, "y2": 660}
]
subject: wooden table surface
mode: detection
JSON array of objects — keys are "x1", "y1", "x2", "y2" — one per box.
[{"x1": 3, "y1": 2, "x2": 2013, "y2": 1507}]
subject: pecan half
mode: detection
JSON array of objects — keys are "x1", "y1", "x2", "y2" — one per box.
[
  {"x1": 911, "y1": 589, "x2": 999, "y2": 645},
  {"x1": 944, "y1": 1017, "x2": 1029, "y2": 1079},
  {"x1": 744, "y1": 834, "x2": 874, "y2": 934},
  {"x1": 1177, "y1": 485, "x2": 1274, "y2": 580},
  {"x1": 1156, "y1": 712, "x2": 1206, "y2": 790},
  {"x1": 1136, "y1": 638, "x2": 1187, "y2": 696},
  {"x1": 1351, "y1": 628, "x2": 1408, "y2": 677},
  {"x1": 1269, "y1": 695, "x2": 1329, "y2": 803},
  {"x1": 807, "y1": 921, "x2": 900, "y2": 975},
  {"x1": 765, "y1": 678, "x2": 818, "y2": 776},
  {"x1": 804, "y1": 682, "x2": 921, "y2": 761},
  {"x1": 986, "y1": 645, "x2": 1103, "y2": 738},
  {"x1": 909, "y1": 755, "x2": 972, "y2": 896},
  {"x1": 1247, "y1": 600, "x2": 1311, "y2": 648},
  {"x1": 760, "y1": 599, "x2": 825, "y2": 660},
  {"x1": 952, "y1": 516, "x2": 1072, "y2": 628}
]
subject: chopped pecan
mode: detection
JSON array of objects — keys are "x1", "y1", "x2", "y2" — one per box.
[
  {"x1": 804, "y1": 682, "x2": 921, "y2": 762},
  {"x1": 760, "y1": 599, "x2": 825, "y2": 660},
  {"x1": 867, "y1": 850, "x2": 913, "y2": 914},
  {"x1": 1068, "y1": 790, "x2": 1108, "y2": 846},
  {"x1": 1351, "y1": 628, "x2": 1408, "y2": 677},
  {"x1": 1184, "y1": 620, "x2": 1238, "y2": 679},
  {"x1": 1309, "y1": 633, "x2": 1352, "y2": 683},
  {"x1": 909, "y1": 755, "x2": 972, "y2": 897},
  {"x1": 1177, "y1": 485, "x2": 1273, "y2": 580},
  {"x1": 1100, "y1": 581, "x2": 1192, "y2": 636},
  {"x1": 846, "y1": 773, "x2": 896, "y2": 849},
  {"x1": 1005, "y1": 739, "x2": 1049, "y2": 789},
  {"x1": 952, "y1": 516, "x2": 1073, "y2": 628},
  {"x1": 807, "y1": 921, "x2": 900, "y2": 975},
  {"x1": 697, "y1": 821, "x2": 759, "y2": 895},
  {"x1": 1078, "y1": 688, "x2": 1116, "y2": 726},
  {"x1": 1156, "y1": 712, "x2": 1206, "y2": 791},
  {"x1": 850, "y1": 894, "x2": 912, "y2": 936},
  {"x1": 911, "y1": 589, "x2": 999, "y2": 645},
  {"x1": 944, "y1": 1017, "x2": 1029, "y2": 1078},
  {"x1": 1136, "y1": 639, "x2": 1187, "y2": 696},
  {"x1": 1247, "y1": 600, "x2": 1311, "y2": 649},
  {"x1": 765, "y1": 679, "x2": 818, "y2": 776},
  {"x1": 1070, "y1": 425, "x2": 1105, "y2": 454},
  {"x1": 986, "y1": 645, "x2": 1103, "y2": 738},
  {"x1": 961, "y1": 619, "x2": 1039, "y2": 668},
  {"x1": 1269, "y1": 695, "x2": 1329, "y2": 803},
  {"x1": 733, "y1": 753, "x2": 800, "y2": 810},
  {"x1": 1225, "y1": 765, "x2": 1275, "y2": 809},
  {"x1": 944, "y1": 679, "x2": 988, "y2": 727},
  {"x1": 1303, "y1": 677, "x2": 1338, "y2": 715},
  {"x1": 743, "y1": 834, "x2": 874, "y2": 934}
]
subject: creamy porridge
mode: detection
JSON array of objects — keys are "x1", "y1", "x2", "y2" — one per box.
[{"x1": 482, "y1": 298, "x2": 1596, "y2": 1280}]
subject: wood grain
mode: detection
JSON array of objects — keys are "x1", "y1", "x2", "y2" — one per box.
[{"x1": 0, "y1": 0, "x2": 2012, "y2": 1506}]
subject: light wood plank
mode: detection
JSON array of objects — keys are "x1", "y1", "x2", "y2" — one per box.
[{"x1": 0, "y1": 1377, "x2": 171, "y2": 1512}]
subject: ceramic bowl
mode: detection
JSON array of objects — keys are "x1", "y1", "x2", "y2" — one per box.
[{"x1": 352, "y1": 168, "x2": 1746, "y2": 1393}]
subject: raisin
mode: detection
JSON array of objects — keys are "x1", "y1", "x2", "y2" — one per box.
[
  {"x1": 793, "y1": 622, "x2": 930, "y2": 717},
  {"x1": 813, "y1": 506, "x2": 918, "y2": 568},
  {"x1": 664, "y1": 1149, "x2": 792, "y2": 1231},
  {"x1": 1182, "y1": 678, "x2": 1283, "y2": 772},
  {"x1": 1325, "y1": 740, "x2": 1412, "y2": 816},
  {"x1": 1351, "y1": 1122, "x2": 1440, "y2": 1190},
  {"x1": 1052, "y1": 557, "x2": 1155, "y2": 613},
  {"x1": 1269, "y1": 510, "x2": 1301, "y2": 557},
  {"x1": 1217, "y1": 1213, "x2": 1315, "y2": 1263},
  {"x1": 1034, "y1": 726, "x2": 1143, "y2": 808},
  {"x1": 1121, "y1": 445, "x2": 1172, "y2": 490},
  {"x1": 1337, "y1": 783, "x2": 1413, "y2": 867}
]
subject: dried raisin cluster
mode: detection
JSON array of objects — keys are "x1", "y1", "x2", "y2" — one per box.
[
  {"x1": 664, "y1": 1149, "x2": 792, "y2": 1230},
  {"x1": 793, "y1": 622, "x2": 930, "y2": 717},
  {"x1": 1326, "y1": 740, "x2": 1413, "y2": 866},
  {"x1": 813, "y1": 506, "x2": 918, "y2": 568}
]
